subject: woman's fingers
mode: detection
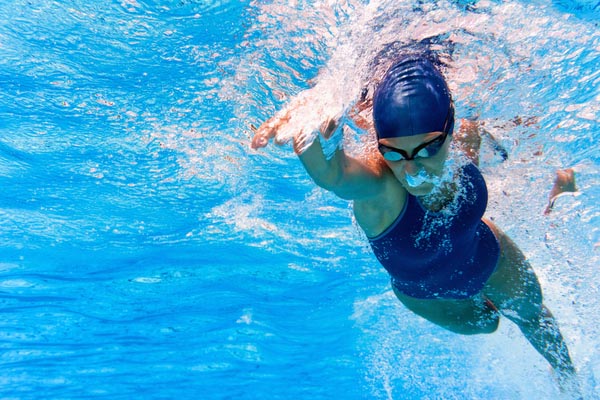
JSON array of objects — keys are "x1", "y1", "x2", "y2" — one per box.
[
  {"x1": 251, "y1": 111, "x2": 294, "y2": 149},
  {"x1": 320, "y1": 118, "x2": 338, "y2": 139},
  {"x1": 251, "y1": 133, "x2": 269, "y2": 149},
  {"x1": 251, "y1": 120, "x2": 278, "y2": 149}
]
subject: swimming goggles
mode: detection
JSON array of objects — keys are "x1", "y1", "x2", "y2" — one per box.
[
  {"x1": 378, "y1": 104, "x2": 454, "y2": 162},
  {"x1": 378, "y1": 132, "x2": 448, "y2": 162}
]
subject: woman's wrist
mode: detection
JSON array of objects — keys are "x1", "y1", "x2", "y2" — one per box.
[{"x1": 318, "y1": 120, "x2": 344, "y2": 160}]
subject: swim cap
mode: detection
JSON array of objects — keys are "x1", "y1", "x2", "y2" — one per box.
[{"x1": 373, "y1": 56, "x2": 454, "y2": 138}]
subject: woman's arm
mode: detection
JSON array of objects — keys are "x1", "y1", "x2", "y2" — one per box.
[
  {"x1": 295, "y1": 118, "x2": 385, "y2": 201},
  {"x1": 253, "y1": 113, "x2": 386, "y2": 201}
]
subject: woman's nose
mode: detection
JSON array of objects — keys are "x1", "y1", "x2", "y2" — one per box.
[{"x1": 403, "y1": 160, "x2": 420, "y2": 176}]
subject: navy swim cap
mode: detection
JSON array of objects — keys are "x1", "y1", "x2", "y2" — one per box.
[{"x1": 373, "y1": 56, "x2": 454, "y2": 139}]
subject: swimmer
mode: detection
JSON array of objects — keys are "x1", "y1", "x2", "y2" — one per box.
[{"x1": 252, "y1": 53, "x2": 579, "y2": 394}]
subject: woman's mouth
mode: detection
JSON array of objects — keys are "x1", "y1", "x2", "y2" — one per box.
[{"x1": 404, "y1": 169, "x2": 439, "y2": 188}]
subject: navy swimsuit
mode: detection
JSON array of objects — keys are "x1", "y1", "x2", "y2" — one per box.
[{"x1": 368, "y1": 163, "x2": 500, "y2": 299}]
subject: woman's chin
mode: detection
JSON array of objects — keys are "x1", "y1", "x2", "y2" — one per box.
[{"x1": 403, "y1": 182, "x2": 434, "y2": 196}]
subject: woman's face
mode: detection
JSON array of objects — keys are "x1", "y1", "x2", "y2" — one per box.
[{"x1": 378, "y1": 131, "x2": 451, "y2": 196}]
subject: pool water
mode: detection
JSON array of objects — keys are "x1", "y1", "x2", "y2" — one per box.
[{"x1": 0, "y1": 0, "x2": 599, "y2": 399}]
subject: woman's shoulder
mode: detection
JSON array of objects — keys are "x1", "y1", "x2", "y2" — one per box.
[
  {"x1": 353, "y1": 168, "x2": 407, "y2": 238},
  {"x1": 450, "y1": 162, "x2": 489, "y2": 217},
  {"x1": 461, "y1": 162, "x2": 488, "y2": 194}
]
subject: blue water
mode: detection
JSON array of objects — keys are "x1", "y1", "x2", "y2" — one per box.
[{"x1": 1, "y1": 0, "x2": 599, "y2": 399}]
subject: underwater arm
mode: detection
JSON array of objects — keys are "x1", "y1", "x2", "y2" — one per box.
[
  {"x1": 251, "y1": 94, "x2": 384, "y2": 201},
  {"x1": 295, "y1": 118, "x2": 384, "y2": 201},
  {"x1": 455, "y1": 119, "x2": 508, "y2": 166}
]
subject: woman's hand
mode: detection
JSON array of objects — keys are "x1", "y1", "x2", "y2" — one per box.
[
  {"x1": 293, "y1": 116, "x2": 341, "y2": 156},
  {"x1": 251, "y1": 82, "x2": 348, "y2": 152},
  {"x1": 252, "y1": 106, "x2": 342, "y2": 157},
  {"x1": 320, "y1": 117, "x2": 339, "y2": 139},
  {"x1": 251, "y1": 110, "x2": 292, "y2": 149}
]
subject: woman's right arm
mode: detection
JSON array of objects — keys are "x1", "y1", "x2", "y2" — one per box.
[
  {"x1": 253, "y1": 113, "x2": 386, "y2": 201},
  {"x1": 294, "y1": 119, "x2": 385, "y2": 201}
]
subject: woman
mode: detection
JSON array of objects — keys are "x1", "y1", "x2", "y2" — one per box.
[{"x1": 252, "y1": 54, "x2": 578, "y2": 392}]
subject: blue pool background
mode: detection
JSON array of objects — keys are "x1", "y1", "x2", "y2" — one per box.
[{"x1": 1, "y1": 0, "x2": 599, "y2": 399}]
